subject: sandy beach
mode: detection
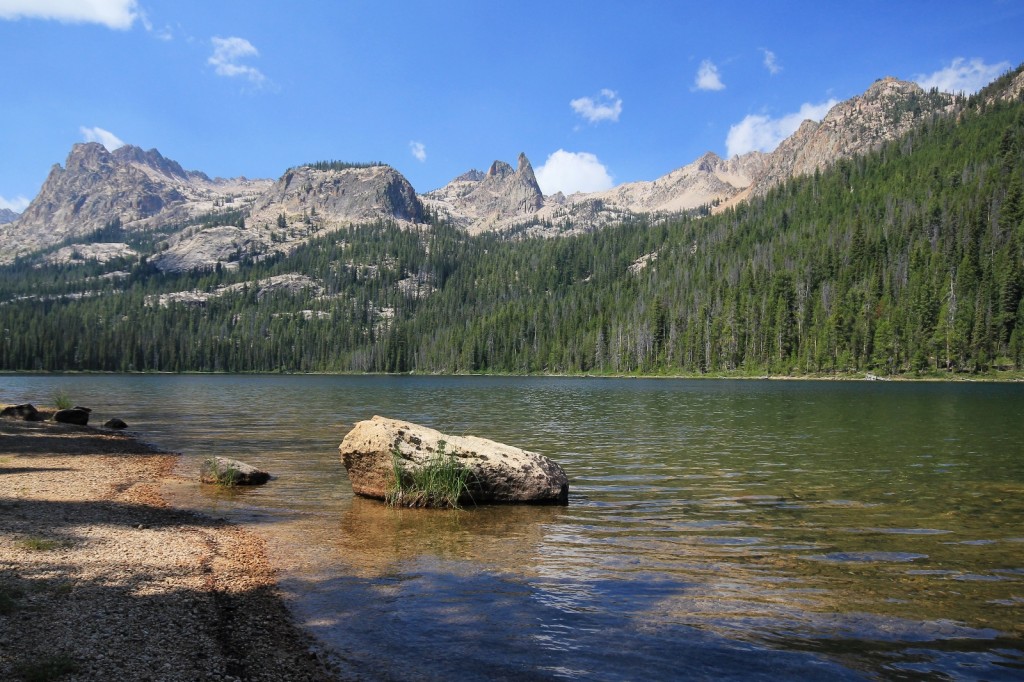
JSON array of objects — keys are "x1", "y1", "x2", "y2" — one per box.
[{"x1": 0, "y1": 415, "x2": 338, "y2": 681}]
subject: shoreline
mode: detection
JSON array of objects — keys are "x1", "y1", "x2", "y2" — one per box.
[
  {"x1": 0, "y1": 416, "x2": 339, "y2": 681},
  {"x1": 1, "y1": 368, "x2": 1022, "y2": 383}
]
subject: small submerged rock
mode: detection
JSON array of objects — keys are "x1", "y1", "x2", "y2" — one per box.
[
  {"x1": 200, "y1": 456, "x2": 271, "y2": 486},
  {"x1": 104, "y1": 418, "x2": 129, "y2": 429},
  {"x1": 338, "y1": 415, "x2": 569, "y2": 506}
]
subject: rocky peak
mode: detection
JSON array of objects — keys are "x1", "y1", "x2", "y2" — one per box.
[
  {"x1": 421, "y1": 154, "x2": 544, "y2": 233},
  {"x1": 487, "y1": 160, "x2": 515, "y2": 179},
  {"x1": 0, "y1": 208, "x2": 19, "y2": 225},
  {"x1": 64, "y1": 142, "x2": 115, "y2": 173},
  {"x1": 112, "y1": 145, "x2": 194, "y2": 180},
  {"x1": 517, "y1": 152, "x2": 540, "y2": 186},
  {"x1": 695, "y1": 151, "x2": 722, "y2": 173},
  {"x1": 0, "y1": 142, "x2": 268, "y2": 264},
  {"x1": 453, "y1": 169, "x2": 486, "y2": 183}
]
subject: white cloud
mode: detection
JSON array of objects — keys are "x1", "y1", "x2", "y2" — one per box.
[
  {"x1": 725, "y1": 99, "x2": 837, "y2": 157},
  {"x1": 535, "y1": 149, "x2": 614, "y2": 195},
  {"x1": 762, "y1": 49, "x2": 781, "y2": 75},
  {"x1": 570, "y1": 89, "x2": 623, "y2": 124},
  {"x1": 694, "y1": 59, "x2": 725, "y2": 91},
  {"x1": 915, "y1": 57, "x2": 1012, "y2": 95},
  {"x1": 409, "y1": 141, "x2": 426, "y2": 162},
  {"x1": 0, "y1": 195, "x2": 30, "y2": 212},
  {"x1": 208, "y1": 36, "x2": 266, "y2": 84},
  {"x1": 80, "y1": 125, "x2": 126, "y2": 151},
  {"x1": 0, "y1": 0, "x2": 139, "y2": 29}
]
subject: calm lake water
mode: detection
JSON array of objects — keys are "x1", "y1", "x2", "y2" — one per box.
[{"x1": 3, "y1": 374, "x2": 1023, "y2": 680}]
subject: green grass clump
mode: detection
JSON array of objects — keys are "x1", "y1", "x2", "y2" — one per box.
[
  {"x1": 19, "y1": 537, "x2": 66, "y2": 551},
  {"x1": 51, "y1": 389, "x2": 73, "y2": 411},
  {"x1": 387, "y1": 440, "x2": 471, "y2": 509}
]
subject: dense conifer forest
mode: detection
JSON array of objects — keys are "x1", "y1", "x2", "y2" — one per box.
[{"x1": 1, "y1": 77, "x2": 1022, "y2": 378}]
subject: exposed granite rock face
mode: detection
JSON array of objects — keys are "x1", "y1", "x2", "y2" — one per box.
[
  {"x1": 339, "y1": 416, "x2": 570, "y2": 506},
  {"x1": 421, "y1": 153, "x2": 544, "y2": 233},
  {"x1": 150, "y1": 225, "x2": 266, "y2": 272},
  {"x1": 249, "y1": 164, "x2": 424, "y2": 229},
  {"x1": 41, "y1": 242, "x2": 139, "y2": 266},
  {"x1": 145, "y1": 274, "x2": 323, "y2": 305}
]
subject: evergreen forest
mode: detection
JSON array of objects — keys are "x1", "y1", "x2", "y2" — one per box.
[{"x1": 1, "y1": 78, "x2": 1023, "y2": 379}]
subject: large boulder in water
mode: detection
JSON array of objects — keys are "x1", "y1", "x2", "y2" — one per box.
[{"x1": 338, "y1": 416, "x2": 569, "y2": 506}]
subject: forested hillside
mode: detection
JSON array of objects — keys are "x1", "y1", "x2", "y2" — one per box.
[{"x1": 1, "y1": 77, "x2": 1022, "y2": 377}]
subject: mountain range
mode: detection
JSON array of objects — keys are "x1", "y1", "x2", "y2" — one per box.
[
  {"x1": 1, "y1": 64, "x2": 1022, "y2": 377},
  {"x1": 1, "y1": 72, "x2": 1021, "y2": 272}
]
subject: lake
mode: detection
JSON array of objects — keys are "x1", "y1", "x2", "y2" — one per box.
[{"x1": 2, "y1": 374, "x2": 1023, "y2": 680}]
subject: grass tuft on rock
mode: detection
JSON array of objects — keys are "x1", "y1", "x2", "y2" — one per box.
[
  {"x1": 387, "y1": 440, "x2": 471, "y2": 509},
  {"x1": 201, "y1": 458, "x2": 241, "y2": 487}
]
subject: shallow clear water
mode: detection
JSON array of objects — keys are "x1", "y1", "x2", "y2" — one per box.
[{"x1": 3, "y1": 375, "x2": 1023, "y2": 680}]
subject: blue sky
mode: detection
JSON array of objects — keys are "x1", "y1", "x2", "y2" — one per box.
[{"x1": 1, "y1": 1, "x2": 1022, "y2": 212}]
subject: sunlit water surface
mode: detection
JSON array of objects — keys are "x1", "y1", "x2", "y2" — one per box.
[{"x1": 3, "y1": 375, "x2": 1023, "y2": 680}]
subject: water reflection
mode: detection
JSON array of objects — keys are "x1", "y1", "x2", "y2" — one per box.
[{"x1": 334, "y1": 497, "x2": 568, "y2": 577}]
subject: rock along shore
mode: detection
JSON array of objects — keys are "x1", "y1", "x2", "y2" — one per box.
[{"x1": 0, "y1": 416, "x2": 338, "y2": 681}]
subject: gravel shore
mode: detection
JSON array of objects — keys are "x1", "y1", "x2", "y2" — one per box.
[{"x1": 0, "y1": 417, "x2": 339, "y2": 681}]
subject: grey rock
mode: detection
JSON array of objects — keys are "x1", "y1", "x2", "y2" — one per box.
[
  {"x1": 54, "y1": 407, "x2": 91, "y2": 425},
  {"x1": 339, "y1": 415, "x2": 569, "y2": 506},
  {"x1": 200, "y1": 456, "x2": 271, "y2": 486},
  {"x1": 0, "y1": 208, "x2": 19, "y2": 224},
  {"x1": 1, "y1": 403, "x2": 42, "y2": 421}
]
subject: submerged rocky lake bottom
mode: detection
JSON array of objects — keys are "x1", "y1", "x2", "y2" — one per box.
[{"x1": 3, "y1": 374, "x2": 1022, "y2": 680}]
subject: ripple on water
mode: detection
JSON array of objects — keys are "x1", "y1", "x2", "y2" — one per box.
[{"x1": 805, "y1": 552, "x2": 929, "y2": 563}]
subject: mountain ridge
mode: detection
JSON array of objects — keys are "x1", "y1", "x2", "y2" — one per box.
[{"x1": 2, "y1": 67, "x2": 1022, "y2": 269}]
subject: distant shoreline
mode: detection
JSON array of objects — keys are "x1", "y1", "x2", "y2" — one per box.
[{"x1": 1, "y1": 368, "x2": 1022, "y2": 383}]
